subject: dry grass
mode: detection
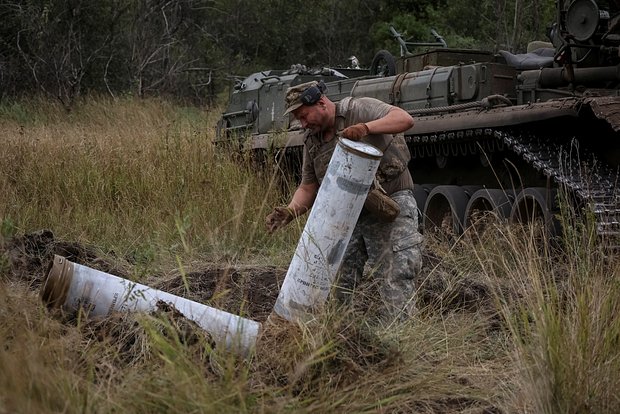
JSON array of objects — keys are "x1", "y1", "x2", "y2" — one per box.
[
  {"x1": 0, "y1": 96, "x2": 298, "y2": 269},
  {"x1": 1, "y1": 96, "x2": 619, "y2": 413},
  {"x1": 461, "y1": 216, "x2": 620, "y2": 413}
]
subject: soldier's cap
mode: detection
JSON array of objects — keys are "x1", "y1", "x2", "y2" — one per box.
[{"x1": 283, "y1": 80, "x2": 327, "y2": 115}]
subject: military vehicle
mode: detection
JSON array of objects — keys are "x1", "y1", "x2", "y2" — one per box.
[{"x1": 217, "y1": 0, "x2": 620, "y2": 240}]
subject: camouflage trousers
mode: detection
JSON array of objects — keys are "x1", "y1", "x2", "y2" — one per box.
[{"x1": 334, "y1": 189, "x2": 423, "y2": 319}]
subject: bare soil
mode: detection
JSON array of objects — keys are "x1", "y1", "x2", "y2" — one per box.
[
  {"x1": 3, "y1": 229, "x2": 284, "y2": 322},
  {"x1": 2, "y1": 229, "x2": 496, "y2": 322}
]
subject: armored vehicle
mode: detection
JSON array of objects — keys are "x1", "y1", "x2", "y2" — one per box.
[{"x1": 217, "y1": 0, "x2": 620, "y2": 240}]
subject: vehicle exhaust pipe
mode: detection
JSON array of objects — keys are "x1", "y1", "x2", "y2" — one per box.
[
  {"x1": 41, "y1": 255, "x2": 261, "y2": 355},
  {"x1": 273, "y1": 138, "x2": 383, "y2": 323}
]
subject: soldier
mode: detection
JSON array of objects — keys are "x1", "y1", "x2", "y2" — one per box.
[{"x1": 265, "y1": 80, "x2": 422, "y2": 319}]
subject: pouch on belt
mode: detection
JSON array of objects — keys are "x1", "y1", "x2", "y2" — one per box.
[{"x1": 364, "y1": 185, "x2": 400, "y2": 222}]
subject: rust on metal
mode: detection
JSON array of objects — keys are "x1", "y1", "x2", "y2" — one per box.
[
  {"x1": 40, "y1": 255, "x2": 74, "y2": 309},
  {"x1": 585, "y1": 96, "x2": 620, "y2": 132}
]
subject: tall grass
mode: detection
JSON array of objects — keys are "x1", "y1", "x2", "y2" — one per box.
[
  {"x1": 0, "y1": 96, "x2": 298, "y2": 268},
  {"x1": 465, "y1": 205, "x2": 620, "y2": 413},
  {"x1": 1, "y1": 96, "x2": 619, "y2": 413}
]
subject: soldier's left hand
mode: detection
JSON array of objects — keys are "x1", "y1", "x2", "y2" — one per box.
[
  {"x1": 341, "y1": 123, "x2": 370, "y2": 141},
  {"x1": 265, "y1": 206, "x2": 294, "y2": 234}
]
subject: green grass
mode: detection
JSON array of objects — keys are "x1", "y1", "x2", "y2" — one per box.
[{"x1": 1, "y1": 96, "x2": 619, "y2": 413}]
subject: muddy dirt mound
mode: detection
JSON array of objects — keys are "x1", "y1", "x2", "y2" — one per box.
[
  {"x1": 2, "y1": 229, "x2": 285, "y2": 322},
  {"x1": 3, "y1": 229, "x2": 128, "y2": 288},
  {"x1": 416, "y1": 250, "x2": 495, "y2": 315},
  {"x1": 2, "y1": 230, "x2": 496, "y2": 323},
  {"x1": 154, "y1": 266, "x2": 285, "y2": 322}
]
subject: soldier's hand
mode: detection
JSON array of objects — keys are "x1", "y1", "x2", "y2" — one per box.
[
  {"x1": 341, "y1": 123, "x2": 370, "y2": 141},
  {"x1": 265, "y1": 206, "x2": 295, "y2": 233}
]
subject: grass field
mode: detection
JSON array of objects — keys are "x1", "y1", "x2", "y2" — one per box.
[{"x1": 1, "y1": 97, "x2": 619, "y2": 413}]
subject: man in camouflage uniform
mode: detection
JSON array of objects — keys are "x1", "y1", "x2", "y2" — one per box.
[{"x1": 266, "y1": 80, "x2": 423, "y2": 319}]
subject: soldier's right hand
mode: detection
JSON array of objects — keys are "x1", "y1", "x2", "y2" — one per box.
[
  {"x1": 265, "y1": 206, "x2": 295, "y2": 233},
  {"x1": 341, "y1": 123, "x2": 370, "y2": 141}
]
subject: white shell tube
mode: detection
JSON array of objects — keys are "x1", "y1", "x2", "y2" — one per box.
[
  {"x1": 41, "y1": 255, "x2": 261, "y2": 354},
  {"x1": 273, "y1": 138, "x2": 382, "y2": 322}
]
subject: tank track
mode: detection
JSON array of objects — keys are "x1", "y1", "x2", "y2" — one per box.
[
  {"x1": 409, "y1": 128, "x2": 620, "y2": 237},
  {"x1": 498, "y1": 129, "x2": 620, "y2": 238}
]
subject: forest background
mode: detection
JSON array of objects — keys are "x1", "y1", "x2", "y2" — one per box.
[{"x1": 1, "y1": 0, "x2": 555, "y2": 107}]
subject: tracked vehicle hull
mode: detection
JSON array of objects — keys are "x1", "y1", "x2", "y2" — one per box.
[{"x1": 217, "y1": 0, "x2": 620, "y2": 240}]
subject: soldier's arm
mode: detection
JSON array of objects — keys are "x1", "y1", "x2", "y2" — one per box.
[
  {"x1": 366, "y1": 107, "x2": 414, "y2": 135},
  {"x1": 288, "y1": 181, "x2": 320, "y2": 217}
]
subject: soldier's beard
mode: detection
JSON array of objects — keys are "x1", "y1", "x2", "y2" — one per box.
[
  {"x1": 304, "y1": 123, "x2": 323, "y2": 134},
  {"x1": 305, "y1": 111, "x2": 334, "y2": 135}
]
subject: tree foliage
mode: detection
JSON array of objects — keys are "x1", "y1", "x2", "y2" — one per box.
[{"x1": 0, "y1": 0, "x2": 556, "y2": 106}]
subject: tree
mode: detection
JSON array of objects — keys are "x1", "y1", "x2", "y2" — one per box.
[
  {"x1": 4, "y1": 1, "x2": 124, "y2": 108},
  {"x1": 0, "y1": 0, "x2": 562, "y2": 103}
]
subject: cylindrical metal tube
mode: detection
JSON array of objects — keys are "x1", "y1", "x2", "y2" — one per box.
[
  {"x1": 41, "y1": 255, "x2": 261, "y2": 354},
  {"x1": 273, "y1": 138, "x2": 383, "y2": 322},
  {"x1": 539, "y1": 65, "x2": 620, "y2": 88}
]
